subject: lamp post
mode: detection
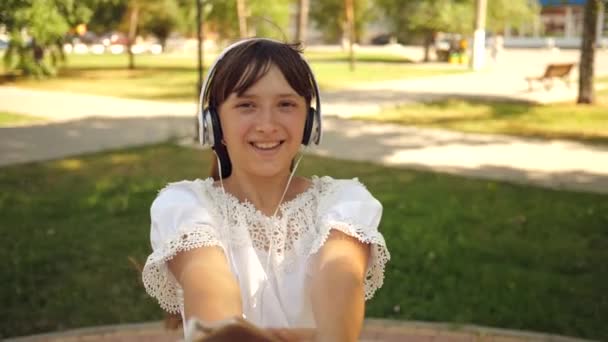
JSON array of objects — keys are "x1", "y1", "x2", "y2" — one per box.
[
  {"x1": 196, "y1": 0, "x2": 204, "y2": 96},
  {"x1": 194, "y1": 0, "x2": 204, "y2": 141},
  {"x1": 471, "y1": 0, "x2": 487, "y2": 71}
]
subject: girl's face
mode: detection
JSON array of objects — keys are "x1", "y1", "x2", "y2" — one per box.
[{"x1": 218, "y1": 63, "x2": 307, "y2": 179}]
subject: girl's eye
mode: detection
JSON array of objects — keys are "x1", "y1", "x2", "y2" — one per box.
[
  {"x1": 279, "y1": 101, "x2": 296, "y2": 108},
  {"x1": 236, "y1": 102, "x2": 254, "y2": 109}
]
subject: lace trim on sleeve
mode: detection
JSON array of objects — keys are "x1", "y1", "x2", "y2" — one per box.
[
  {"x1": 142, "y1": 224, "x2": 224, "y2": 314},
  {"x1": 309, "y1": 219, "x2": 390, "y2": 300}
]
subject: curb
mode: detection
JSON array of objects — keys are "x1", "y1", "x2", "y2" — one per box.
[{"x1": 5, "y1": 319, "x2": 597, "y2": 342}]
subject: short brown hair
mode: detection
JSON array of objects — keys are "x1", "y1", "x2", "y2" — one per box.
[{"x1": 204, "y1": 39, "x2": 315, "y2": 110}]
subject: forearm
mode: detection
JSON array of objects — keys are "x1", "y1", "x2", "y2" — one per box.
[
  {"x1": 182, "y1": 269, "x2": 243, "y2": 322},
  {"x1": 168, "y1": 247, "x2": 243, "y2": 323},
  {"x1": 311, "y1": 255, "x2": 366, "y2": 342}
]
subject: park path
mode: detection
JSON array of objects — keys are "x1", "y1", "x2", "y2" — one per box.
[
  {"x1": 1, "y1": 48, "x2": 608, "y2": 194},
  {"x1": 2, "y1": 85, "x2": 607, "y2": 194}
]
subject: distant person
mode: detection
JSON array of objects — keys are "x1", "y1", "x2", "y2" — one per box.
[
  {"x1": 491, "y1": 34, "x2": 504, "y2": 63},
  {"x1": 142, "y1": 38, "x2": 390, "y2": 341},
  {"x1": 458, "y1": 37, "x2": 468, "y2": 54}
]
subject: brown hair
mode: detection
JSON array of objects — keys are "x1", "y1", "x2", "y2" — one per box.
[{"x1": 205, "y1": 39, "x2": 317, "y2": 180}]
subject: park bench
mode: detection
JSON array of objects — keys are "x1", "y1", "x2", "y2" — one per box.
[{"x1": 526, "y1": 63, "x2": 575, "y2": 91}]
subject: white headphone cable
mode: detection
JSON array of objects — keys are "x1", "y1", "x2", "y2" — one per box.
[
  {"x1": 260, "y1": 149, "x2": 306, "y2": 325},
  {"x1": 216, "y1": 149, "x2": 306, "y2": 325}
]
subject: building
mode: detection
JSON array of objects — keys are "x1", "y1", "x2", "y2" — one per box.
[{"x1": 506, "y1": 0, "x2": 607, "y2": 48}]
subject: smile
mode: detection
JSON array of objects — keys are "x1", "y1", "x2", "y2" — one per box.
[{"x1": 250, "y1": 141, "x2": 284, "y2": 151}]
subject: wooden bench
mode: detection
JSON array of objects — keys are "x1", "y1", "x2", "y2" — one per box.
[{"x1": 526, "y1": 63, "x2": 575, "y2": 91}]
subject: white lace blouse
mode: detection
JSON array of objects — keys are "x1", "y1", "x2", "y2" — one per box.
[{"x1": 142, "y1": 175, "x2": 390, "y2": 329}]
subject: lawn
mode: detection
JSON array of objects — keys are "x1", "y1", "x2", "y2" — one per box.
[
  {"x1": 0, "y1": 112, "x2": 46, "y2": 126},
  {"x1": 355, "y1": 95, "x2": 608, "y2": 144},
  {"x1": 1, "y1": 144, "x2": 606, "y2": 340},
  {"x1": 4, "y1": 53, "x2": 465, "y2": 101}
]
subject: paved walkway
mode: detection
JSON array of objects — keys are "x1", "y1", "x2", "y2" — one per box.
[{"x1": 1, "y1": 48, "x2": 608, "y2": 194}]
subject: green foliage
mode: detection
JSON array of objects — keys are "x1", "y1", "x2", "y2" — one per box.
[
  {"x1": 376, "y1": 0, "x2": 539, "y2": 43},
  {"x1": 486, "y1": 0, "x2": 540, "y2": 33},
  {"x1": 139, "y1": 0, "x2": 181, "y2": 46},
  {"x1": 309, "y1": 0, "x2": 375, "y2": 43},
  {"x1": 87, "y1": 0, "x2": 128, "y2": 34},
  {"x1": 0, "y1": 112, "x2": 46, "y2": 126},
  {"x1": 1, "y1": 0, "x2": 95, "y2": 77},
  {"x1": 409, "y1": 0, "x2": 472, "y2": 35},
  {"x1": 203, "y1": 0, "x2": 292, "y2": 41}
]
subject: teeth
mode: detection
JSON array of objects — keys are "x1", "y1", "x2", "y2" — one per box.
[{"x1": 253, "y1": 141, "x2": 281, "y2": 150}]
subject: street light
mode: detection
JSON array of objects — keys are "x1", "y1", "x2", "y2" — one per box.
[
  {"x1": 471, "y1": 0, "x2": 487, "y2": 71},
  {"x1": 194, "y1": 0, "x2": 204, "y2": 141},
  {"x1": 196, "y1": 0, "x2": 204, "y2": 96}
]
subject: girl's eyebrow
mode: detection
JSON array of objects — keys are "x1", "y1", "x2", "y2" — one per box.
[
  {"x1": 277, "y1": 93, "x2": 299, "y2": 98},
  {"x1": 237, "y1": 92, "x2": 300, "y2": 98}
]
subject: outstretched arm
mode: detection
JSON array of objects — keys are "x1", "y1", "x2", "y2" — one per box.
[
  {"x1": 310, "y1": 230, "x2": 370, "y2": 342},
  {"x1": 168, "y1": 246, "x2": 242, "y2": 322}
]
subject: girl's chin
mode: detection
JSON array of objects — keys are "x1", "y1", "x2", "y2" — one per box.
[{"x1": 237, "y1": 163, "x2": 293, "y2": 179}]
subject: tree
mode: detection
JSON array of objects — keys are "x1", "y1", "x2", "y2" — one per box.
[
  {"x1": 236, "y1": 0, "x2": 248, "y2": 38},
  {"x1": 125, "y1": 0, "x2": 140, "y2": 69},
  {"x1": 309, "y1": 0, "x2": 374, "y2": 44},
  {"x1": 88, "y1": 0, "x2": 181, "y2": 69},
  {"x1": 485, "y1": 0, "x2": 540, "y2": 33},
  {"x1": 345, "y1": 0, "x2": 355, "y2": 70},
  {"x1": 1, "y1": 0, "x2": 96, "y2": 77},
  {"x1": 375, "y1": 0, "x2": 538, "y2": 62},
  {"x1": 295, "y1": 0, "x2": 310, "y2": 44},
  {"x1": 87, "y1": 0, "x2": 127, "y2": 34},
  {"x1": 204, "y1": 0, "x2": 291, "y2": 41},
  {"x1": 140, "y1": 0, "x2": 181, "y2": 50},
  {"x1": 578, "y1": 0, "x2": 602, "y2": 104}
]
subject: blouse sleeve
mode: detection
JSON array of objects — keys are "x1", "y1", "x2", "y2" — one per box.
[
  {"x1": 142, "y1": 181, "x2": 223, "y2": 314},
  {"x1": 312, "y1": 178, "x2": 390, "y2": 300}
]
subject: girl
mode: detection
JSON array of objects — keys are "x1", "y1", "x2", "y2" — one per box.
[{"x1": 142, "y1": 38, "x2": 390, "y2": 341}]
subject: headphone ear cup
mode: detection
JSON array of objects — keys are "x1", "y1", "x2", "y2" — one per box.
[
  {"x1": 201, "y1": 108, "x2": 213, "y2": 146},
  {"x1": 207, "y1": 107, "x2": 233, "y2": 177},
  {"x1": 208, "y1": 107, "x2": 223, "y2": 148},
  {"x1": 302, "y1": 107, "x2": 315, "y2": 145}
]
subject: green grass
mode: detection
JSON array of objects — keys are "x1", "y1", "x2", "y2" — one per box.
[
  {"x1": 1, "y1": 144, "x2": 606, "y2": 339},
  {"x1": 4, "y1": 53, "x2": 465, "y2": 101},
  {"x1": 0, "y1": 112, "x2": 46, "y2": 126},
  {"x1": 305, "y1": 50, "x2": 415, "y2": 63},
  {"x1": 355, "y1": 97, "x2": 608, "y2": 144}
]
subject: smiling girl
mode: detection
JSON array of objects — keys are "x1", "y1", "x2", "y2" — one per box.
[{"x1": 142, "y1": 38, "x2": 390, "y2": 342}]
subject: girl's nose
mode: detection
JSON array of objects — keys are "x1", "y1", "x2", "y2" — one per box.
[{"x1": 255, "y1": 107, "x2": 278, "y2": 133}]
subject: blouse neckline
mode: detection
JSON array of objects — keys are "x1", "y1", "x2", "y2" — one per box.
[{"x1": 199, "y1": 176, "x2": 321, "y2": 220}]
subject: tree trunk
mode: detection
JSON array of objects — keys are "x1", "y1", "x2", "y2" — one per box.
[
  {"x1": 344, "y1": 0, "x2": 355, "y2": 71},
  {"x1": 423, "y1": 31, "x2": 433, "y2": 62},
  {"x1": 577, "y1": 0, "x2": 599, "y2": 104},
  {"x1": 236, "y1": 0, "x2": 248, "y2": 38},
  {"x1": 127, "y1": 3, "x2": 140, "y2": 70},
  {"x1": 295, "y1": 0, "x2": 309, "y2": 44}
]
